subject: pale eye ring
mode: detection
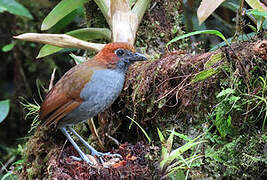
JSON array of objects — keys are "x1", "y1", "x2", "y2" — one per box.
[{"x1": 115, "y1": 49, "x2": 124, "y2": 57}]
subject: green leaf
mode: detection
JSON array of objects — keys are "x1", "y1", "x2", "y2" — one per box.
[
  {"x1": 49, "y1": 9, "x2": 79, "y2": 33},
  {"x1": 157, "y1": 128, "x2": 168, "y2": 166},
  {"x1": 157, "y1": 128, "x2": 165, "y2": 142},
  {"x1": 247, "y1": 9, "x2": 267, "y2": 17},
  {"x1": 191, "y1": 68, "x2": 220, "y2": 83},
  {"x1": 2, "y1": 43, "x2": 14, "y2": 52},
  {"x1": 0, "y1": 99, "x2": 10, "y2": 123},
  {"x1": 127, "y1": 116, "x2": 151, "y2": 143},
  {"x1": 41, "y1": 0, "x2": 87, "y2": 30},
  {"x1": 161, "y1": 140, "x2": 203, "y2": 166},
  {"x1": 166, "y1": 129, "x2": 175, "y2": 152},
  {"x1": 210, "y1": 32, "x2": 256, "y2": 51},
  {"x1": 215, "y1": 114, "x2": 232, "y2": 138},
  {"x1": 174, "y1": 170, "x2": 186, "y2": 180},
  {"x1": 0, "y1": 0, "x2": 33, "y2": 19},
  {"x1": 167, "y1": 30, "x2": 228, "y2": 47},
  {"x1": 216, "y1": 88, "x2": 235, "y2": 98},
  {"x1": 245, "y1": 0, "x2": 267, "y2": 11},
  {"x1": 37, "y1": 28, "x2": 111, "y2": 58},
  {"x1": 0, "y1": 5, "x2": 6, "y2": 12},
  {"x1": 221, "y1": 1, "x2": 240, "y2": 12},
  {"x1": 167, "y1": 130, "x2": 192, "y2": 141},
  {"x1": 248, "y1": 24, "x2": 257, "y2": 32},
  {"x1": 229, "y1": 95, "x2": 240, "y2": 102},
  {"x1": 204, "y1": 52, "x2": 224, "y2": 68},
  {"x1": 69, "y1": 53, "x2": 87, "y2": 64}
]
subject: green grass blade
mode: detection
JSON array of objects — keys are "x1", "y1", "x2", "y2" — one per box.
[
  {"x1": 158, "y1": 128, "x2": 165, "y2": 142},
  {"x1": 167, "y1": 30, "x2": 229, "y2": 47},
  {"x1": 158, "y1": 128, "x2": 169, "y2": 164},
  {"x1": 127, "y1": 116, "x2": 151, "y2": 143},
  {"x1": 210, "y1": 32, "x2": 255, "y2": 51},
  {"x1": 166, "y1": 129, "x2": 175, "y2": 152},
  {"x1": 166, "y1": 141, "x2": 204, "y2": 163}
]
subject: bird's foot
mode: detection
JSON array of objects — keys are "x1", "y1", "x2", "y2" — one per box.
[
  {"x1": 64, "y1": 127, "x2": 122, "y2": 165},
  {"x1": 91, "y1": 151, "x2": 122, "y2": 163},
  {"x1": 92, "y1": 151, "x2": 122, "y2": 159},
  {"x1": 70, "y1": 152, "x2": 121, "y2": 165},
  {"x1": 70, "y1": 154, "x2": 96, "y2": 165},
  {"x1": 70, "y1": 155, "x2": 82, "y2": 161}
]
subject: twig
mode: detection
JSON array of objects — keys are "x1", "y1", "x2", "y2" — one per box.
[
  {"x1": 105, "y1": 133, "x2": 120, "y2": 147},
  {"x1": 48, "y1": 68, "x2": 56, "y2": 91}
]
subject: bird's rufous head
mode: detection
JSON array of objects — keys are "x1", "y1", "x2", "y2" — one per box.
[{"x1": 95, "y1": 42, "x2": 147, "y2": 70}]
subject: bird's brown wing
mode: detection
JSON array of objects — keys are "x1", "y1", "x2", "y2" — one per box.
[{"x1": 39, "y1": 60, "x2": 105, "y2": 128}]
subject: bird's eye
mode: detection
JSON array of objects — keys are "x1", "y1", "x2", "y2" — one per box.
[{"x1": 115, "y1": 49, "x2": 124, "y2": 57}]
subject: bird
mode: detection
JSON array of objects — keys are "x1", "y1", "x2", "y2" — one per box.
[{"x1": 38, "y1": 42, "x2": 147, "y2": 165}]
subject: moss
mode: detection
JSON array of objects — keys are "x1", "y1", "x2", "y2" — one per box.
[{"x1": 204, "y1": 132, "x2": 266, "y2": 178}]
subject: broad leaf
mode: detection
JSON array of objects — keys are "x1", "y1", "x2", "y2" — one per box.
[
  {"x1": 41, "y1": 0, "x2": 87, "y2": 30},
  {"x1": 0, "y1": 99, "x2": 10, "y2": 123},
  {"x1": 247, "y1": 9, "x2": 267, "y2": 17},
  {"x1": 2, "y1": 43, "x2": 14, "y2": 52},
  {"x1": 0, "y1": 0, "x2": 33, "y2": 19},
  {"x1": 245, "y1": 0, "x2": 267, "y2": 12}
]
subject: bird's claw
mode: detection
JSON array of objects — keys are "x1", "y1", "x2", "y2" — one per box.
[
  {"x1": 93, "y1": 151, "x2": 122, "y2": 159},
  {"x1": 70, "y1": 155, "x2": 98, "y2": 165},
  {"x1": 92, "y1": 151, "x2": 122, "y2": 163},
  {"x1": 70, "y1": 155, "x2": 82, "y2": 161}
]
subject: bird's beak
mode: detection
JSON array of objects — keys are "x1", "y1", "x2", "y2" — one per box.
[{"x1": 132, "y1": 52, "x2": 147, "y2": 61}]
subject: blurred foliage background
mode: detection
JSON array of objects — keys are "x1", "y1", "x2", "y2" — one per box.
[{"x1": 0, "y1": 0, "x2": 266, "y2": 179}]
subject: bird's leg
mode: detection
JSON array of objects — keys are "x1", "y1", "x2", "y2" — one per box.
[
  {"x1": 68, "y1": 126, "x2": 101, "y2": 156},
  {"x1": 60, "y1": 127, "x2": 93, "y2": 165},
  {"x1": 68, "y1": 127, "x2": 122, "y2": 161}
]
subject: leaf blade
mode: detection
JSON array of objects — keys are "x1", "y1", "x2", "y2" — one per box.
[
  {"x1": 191, "y1": 68, "x2": 220, "y2": 83},
  {"x1": 41, "y1": 0, "x2": 87, "y2": 30},
  {"x1": 0, "y1": 99, "x2": 10, "y2": 123},
  {"x1": 0, "y1": 0, "x2": 33, "y2": 19},
  {"x1": 167, "y1": 30, "x2": 228, "y2": 47}
]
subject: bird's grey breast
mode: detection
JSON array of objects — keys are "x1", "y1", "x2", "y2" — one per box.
[
  {"x1": 80, "y1": 69, "x2": 125, "y2": 115},
  {"x1": 60, "y1": 69, "x2": 125, "y2": 126},
  {"x1": 80, "y1": 69, "x2": 125, "y2": 101}
]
